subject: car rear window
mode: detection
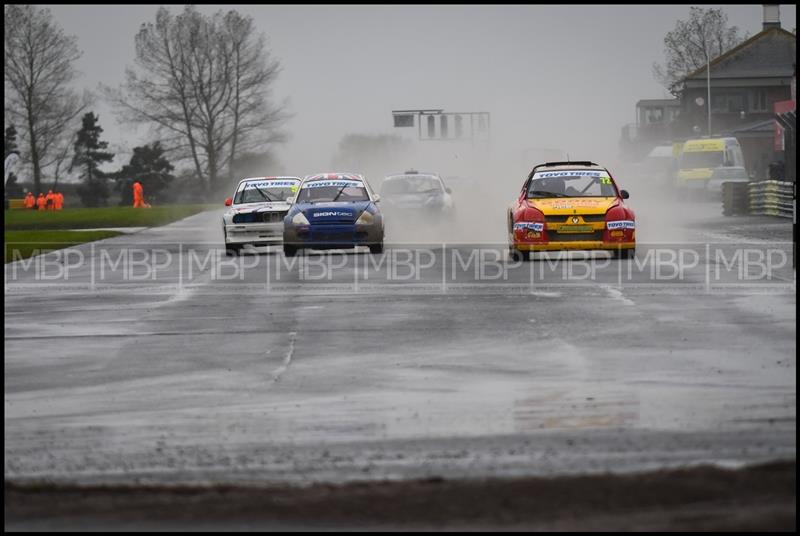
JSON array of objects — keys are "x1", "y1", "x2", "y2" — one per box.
[{"x1": 527, "y1": 170, "x2": 617, "y2": 198}]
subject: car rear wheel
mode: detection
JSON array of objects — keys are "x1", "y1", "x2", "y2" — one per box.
[
  {"x1": 369, "y1": 242, "x2": 384, "y2": 254},
  {"x1": 225, "y1": 243, "x2": 242, "y2": 256},
  {"x1": 612, "y1": 248, "x2": 635, "y2": 259},
  {"x1": 283, "y1": 245, "x2": 298, "y2": 257},
  {"x1": 509, "y1": 248, "x2": 531, "y2": 262}
]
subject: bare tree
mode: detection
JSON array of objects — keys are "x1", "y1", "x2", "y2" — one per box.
[
  {"x1": 104, "y1": 6, "x2": 288, "y2": 194},
  {"x1": 4, "y1": 4, "x2": 91, "y2": 195},
  {"x1": 653, "y1": 7, "x2": 747, "y2": 96},
  {"x1": 221, "y1": 11, "x2": 287, "y2": 183}
]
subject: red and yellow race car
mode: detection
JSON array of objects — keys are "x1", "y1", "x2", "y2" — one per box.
[{"x1": 508, "y1": 161, "x2": 635, "y2": 260}]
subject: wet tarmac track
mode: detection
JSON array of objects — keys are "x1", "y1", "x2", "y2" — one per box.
[{"x1": 4, "y1": 206, "x2": 796, "y2": 489}]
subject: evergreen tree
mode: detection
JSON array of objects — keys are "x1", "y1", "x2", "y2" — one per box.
[
  {"x1": 116, "y1": 142, "x2": 175, "y2": 206},
  {"x1": 5, "y1": 125, "x2": 19, "y2": 157},
  {"x1": 72, "y1": 112, "x2": 114, "y2": 207},
  {"x1": 72, "y1": 112, "x2": 114, "y2": 181}
]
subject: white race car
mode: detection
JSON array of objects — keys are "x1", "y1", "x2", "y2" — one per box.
[
  {"x1": 222, "y1": 176, "x2": 301, "y2": 255},
  {"x1": 380, "y1": 170, "x2": 455, "y2": 221}
]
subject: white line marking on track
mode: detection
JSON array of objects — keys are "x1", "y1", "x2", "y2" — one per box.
[
  {"x1": 270, "y1": 331, "x2": 297, "y2": 383},
  {"x1": 601, "y1": 284, "x2": 635, "y2": 306},
  {"x1": 529, "y1": 291, "x2": 561, "y2": 298}
]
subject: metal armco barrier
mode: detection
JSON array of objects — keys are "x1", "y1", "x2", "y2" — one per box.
[{"x1": 748, "y1": 180, "x2": 794, "y2": 218}]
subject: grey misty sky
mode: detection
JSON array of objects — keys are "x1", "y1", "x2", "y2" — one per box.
[{"x1": 41, "y1": 4, "x2": 797, "y2": 177}]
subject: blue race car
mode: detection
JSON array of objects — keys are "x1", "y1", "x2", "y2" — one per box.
[{"x1": 283, "y1": 173, "x2": 385, "y2": 256}]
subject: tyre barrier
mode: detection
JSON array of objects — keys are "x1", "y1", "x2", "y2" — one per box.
[{"x1": 748, "y1": 180, "x2": 794, "y2": 219}]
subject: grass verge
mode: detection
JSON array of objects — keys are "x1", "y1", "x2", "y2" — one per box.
[{"x1": 5, "y1": 204, "x2": 215, "y2": 231}]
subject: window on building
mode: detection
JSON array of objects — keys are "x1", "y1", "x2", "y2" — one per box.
[
  {"x1": 711, "y1": 93, "x2": 745, "y2": 113},
  {"x1": 728, "y1": 94, "x2": 744, "y2": 112},
  {"x1": 644, "y1": 108, "x2": 664, "y2": 124},
  {"x1": 751, "y1": 89, "x2": 768, "y2": 112},
  {"x1": 711, "y1": 95, "x2": 726, "y2": 113},
  {"x1": 666, "y1": 108, "x2": 678, "y2": 122}
]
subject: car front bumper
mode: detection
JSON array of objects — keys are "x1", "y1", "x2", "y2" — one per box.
[
  {"x1": 284, "y1": 223, "x2": 384, "y2": 249},
  {"x1": 224, "y1": 222, "x2": 284, "y2": 245},
  {"x1": 516, "y1": 241, "x2": 636, "y2": 252},
  {"x1": 512, "y1": 223, "x2": 635, "y2": 252}
]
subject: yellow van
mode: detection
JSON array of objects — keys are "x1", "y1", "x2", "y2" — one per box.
[{"x1": 677, "y1": 137, "x2": 748, "y2": 195}]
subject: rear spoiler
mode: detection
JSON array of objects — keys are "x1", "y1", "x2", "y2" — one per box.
[{"x1": 538, "y1": 160, "x2": 598, "y2": 168}]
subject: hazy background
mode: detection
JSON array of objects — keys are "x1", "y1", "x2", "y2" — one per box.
[
  {"x1": 39, "y1": 5, "x2": 794, "y2": 176},
  {"x1": 31, "y1": 3, "x2": 793, "y2": 246}
]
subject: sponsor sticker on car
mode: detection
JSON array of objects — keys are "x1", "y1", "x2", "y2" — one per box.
[
  {"x1": 243, "y1": 180, "x2": 299, "y2": 189},
  {"x1": 534, "y1": 171, "x2": 606, "y2": 178},
  {"x1": 303, "y1": 180, "x2": 363, "y2": 189},
  {"x1": 313, "y1": 211, "x2": 352, "y2": 218},
  {"x1": 606, "y1": 220, "x2": 635, "y2": 230},
  {"x1": 513, "y1": 222, "x2": 544, "y2": 232}
]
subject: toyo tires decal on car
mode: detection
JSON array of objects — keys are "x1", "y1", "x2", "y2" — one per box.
[
  {"x1": 513, "y1": 222, "x2": 544, "y2": 232},
  {"x1": 303, "y1": 180, "x2": 363, "y2": 189},
  {"x1": 606, "y1": 220, "x2": 635, "y2": 230}
]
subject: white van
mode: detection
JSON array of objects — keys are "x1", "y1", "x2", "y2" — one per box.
[{"x1": 677, "y1": 137, "x2": 748, "y2": 194}]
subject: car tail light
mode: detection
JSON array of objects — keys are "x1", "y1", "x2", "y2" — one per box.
[{"x1": 605, "y1": 205, "x2": 635, "y2": 241}]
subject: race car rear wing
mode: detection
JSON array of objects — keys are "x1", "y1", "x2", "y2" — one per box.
[{"x1": 539, "y1": 161, "x2": 598, "y2": 168}]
